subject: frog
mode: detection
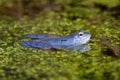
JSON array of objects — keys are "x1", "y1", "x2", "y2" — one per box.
[{"x1": 20, "y1": 29, "x2": 91, "y2": 52}]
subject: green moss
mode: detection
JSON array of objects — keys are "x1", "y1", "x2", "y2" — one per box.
[{"x1": 0, "y1": 16, "x2": 120, "y2": 80}]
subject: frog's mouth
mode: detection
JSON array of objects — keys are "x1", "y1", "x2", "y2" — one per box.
[{"x1": 81, "y1": 35, "x2": 91, "y2": 44}]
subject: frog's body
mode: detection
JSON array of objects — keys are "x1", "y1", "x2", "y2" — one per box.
[{"x1": 20, "y1": 30, "x2": 91, "y2": 52}]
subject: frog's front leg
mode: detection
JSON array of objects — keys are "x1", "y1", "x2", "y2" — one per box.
[{"x1": 73, "y1": 44, "x2": 91, "y2": 52}]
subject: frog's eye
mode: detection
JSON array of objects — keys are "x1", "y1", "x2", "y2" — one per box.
[{"x1": 78, "y1": 32, "x2": 84, "y2": 37}]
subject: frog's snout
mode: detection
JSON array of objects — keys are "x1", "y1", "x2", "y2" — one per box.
[{"x1": 81, "y1": 33, "x2": 91, "y2": 44}]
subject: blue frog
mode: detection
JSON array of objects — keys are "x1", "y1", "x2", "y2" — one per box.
[{"x1": 20, "y1": 29, "x2": 91, "y2": 52}]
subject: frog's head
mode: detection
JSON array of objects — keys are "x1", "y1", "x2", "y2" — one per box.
[{"x1": 74, "y1": 30, "x2": 91, "y2": 45}]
